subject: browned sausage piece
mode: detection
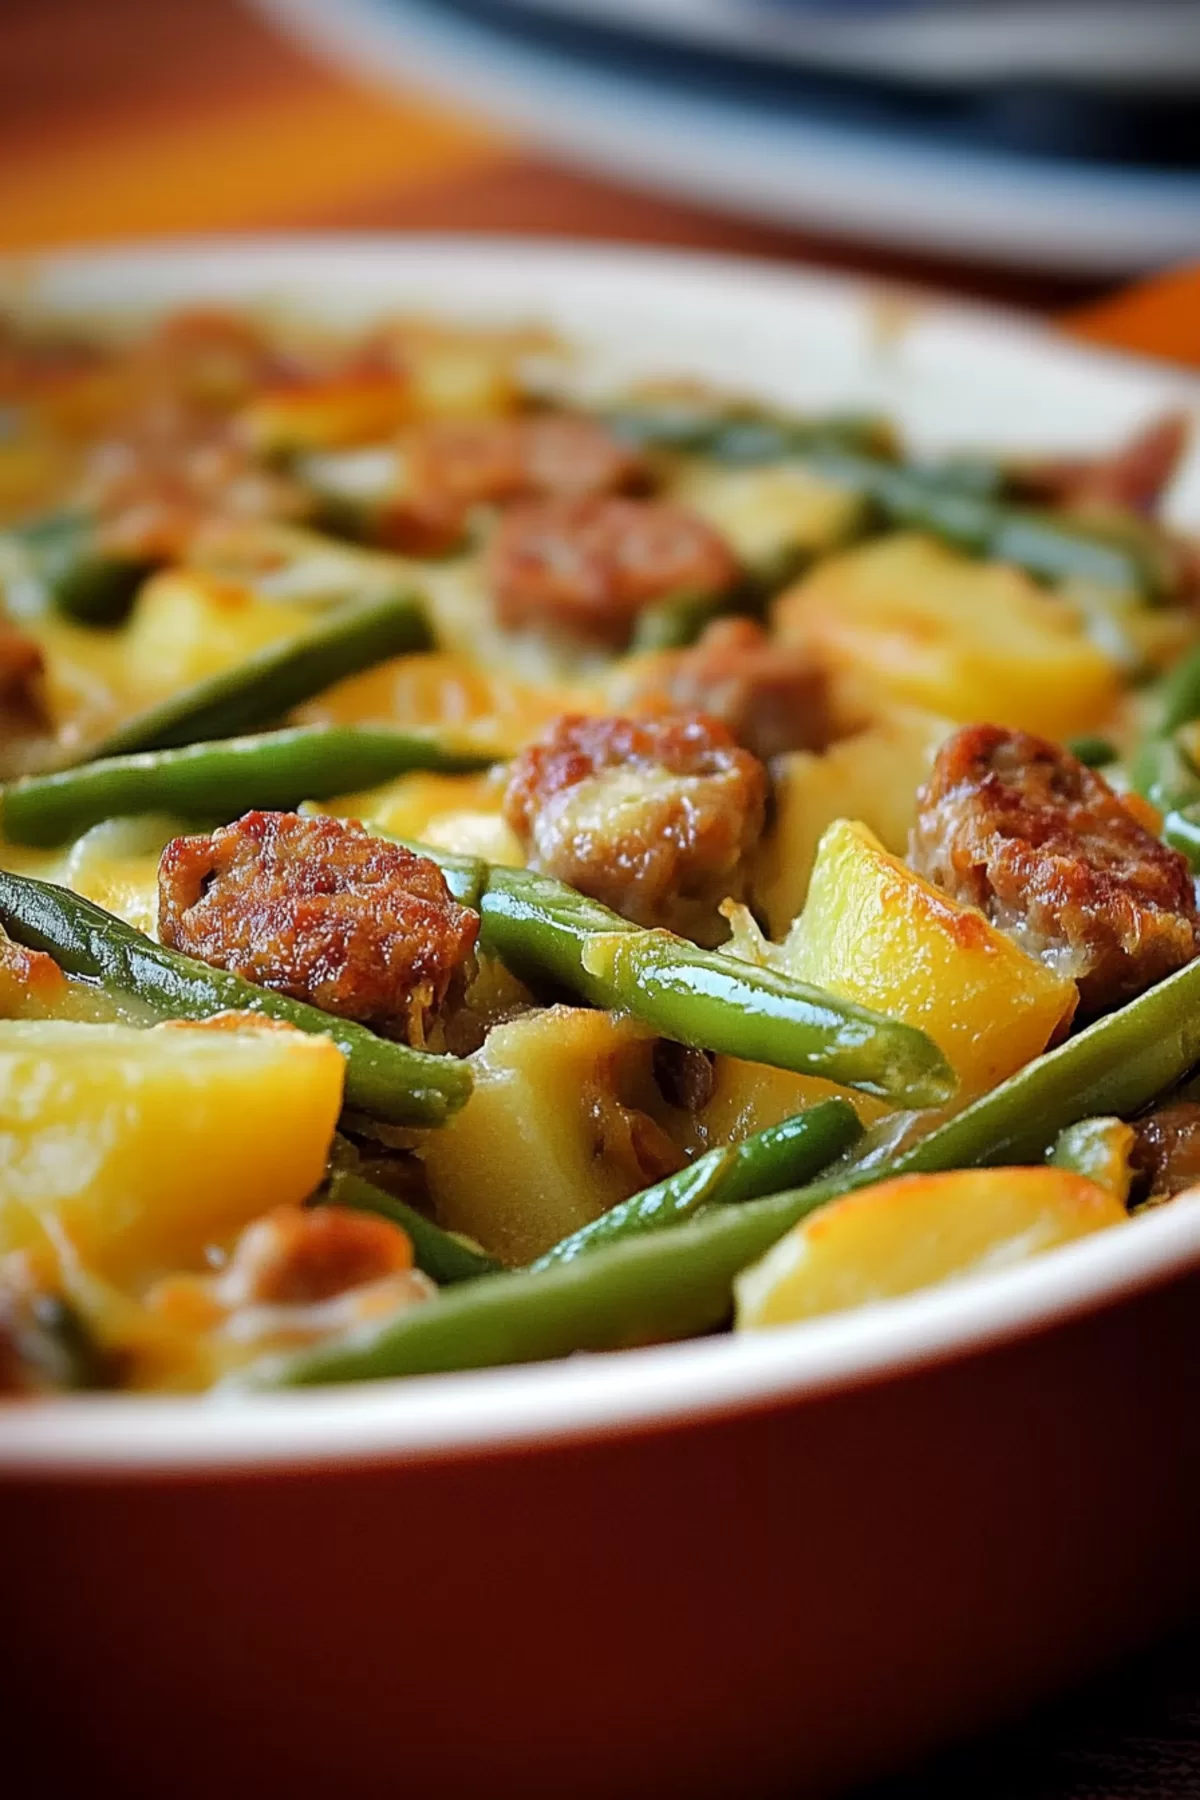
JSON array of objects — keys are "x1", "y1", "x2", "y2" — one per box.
[
  {"x1": 218, "y1": 1205, "x2": 415, "y2": 1309},
  {"x1": 487, "y1": 496, "x2": 740, "y2": 648},
  {"x1": 1013, "y1": 411, "x2": 1191, "y2": 518},
  {"x1": 910, "y1": 723, "x2": 1200, "y2": 1017},
  {"x1": 0, "y1": 623, "x2": 47, "y2": 737},
  {"x1": 1131, "y1": 1101, "x2": 1200, "y2": 1201},
  {"x1": 83, "y1": 410, "x2": 312, "y2": 563},
  {"x1": 632, "y1": 617, "x2": 833, "y2": 760},
  {"x1": 382, "y1": 413, "x2": 647, "y2": 554},
  {"x1": 503, "y1": 712, "x2": 767, "y2": 941},
  {"x1": 157, "y1": 810, "x2": 479, "y2": 1045}
]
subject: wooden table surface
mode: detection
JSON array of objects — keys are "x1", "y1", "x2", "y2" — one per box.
[{"x1": 7, "y1": 2, "x2": 1200, "y2": 1793}]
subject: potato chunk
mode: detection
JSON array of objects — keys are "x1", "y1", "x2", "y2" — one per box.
[
  {"x1": 0, "y1": 1019, "x2": 343, "y2": 1283},
  {"x1": 670, "y1": 461, "x2": 866, "y2": 567},
  {"x1": 754, "y1": 707, "x2": 952, "y2": 935},
  {"x1": 420, "y1": 1006, "x2": 681, "y2": 1264},
  {"x1": 781, "y1": 819, "x2": 1076, "y2": 1100},
  {"x1": 774, "y1": 534, "x2": 1120, "y2": 738},
  {"x1": 123, "y1": 569, "x2": 314, "y2": 701},
  {"x1": 736, "y1": 1166, "x2": 1126, "y2": 1329}
]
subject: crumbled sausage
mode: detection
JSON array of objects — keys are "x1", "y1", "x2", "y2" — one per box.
[
  {"x1": 80, "y1": 409, "x2": 312, "y2": 563},
  {"x1": 631, "y1": 617, "x2": 833, "y2": 759},
  {"x1": 0, "y1": 927, "x2": 68, "y2": 1016},
  {"x1": 1131, "y1": 1101, "x2": 1200, "y2": 1201},
  {"x1": 1013, "y1": 411, "x2": 1190, "y2": 518},
  {"x1": 503, "y1": 713, "x2": 767, "y2": 941},
  {"x1": 383, "y1": 413, "x2": 646, "y2": 554},
  {"x1": 487, "y1": 496, "x2": 740, "y2": 647},
  {"x1": 910, "y1": 723, "x2": 1200, "y2": 1016},
  {"x1": 217, "y1": 1204, "x2": 414, "y2": 1308},
  {"x1": 157, "y1": 810, "x2": 479, "y2": 1044},
  {"x1": 0, "y1": 623, "x2": 48, "y2": 736}
]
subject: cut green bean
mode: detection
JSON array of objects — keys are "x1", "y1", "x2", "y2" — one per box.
[
  {"x1": 256, "y1": 947, "x2": 1200, "y2": 1386},
  {"x1": 602, "y1": 411, "x2": 1166, "y2": 595},
  {"x1": 1, "y1": 725, "x2": 500, "y2": 849},
  {"x1": 602, "y1": 407, "x2": 892, "y2": 462},
  {"x1": 9, "y1": 511, "x2": 155, "y2": 625},
  {"x1": 530, "y1": 1099, "x2": 862, "y2": 1269},
  {"x1": 1048, "y1": 1116, "x2": 1135, "y2": 1202},
  {"x1": 1155, "y1": 641, "x2": 1200, "y2": 737},
  {"x1": 631, "y1": 590, "x2": 729, "y2": 653},
  {"x1": 79, "y1": 591, "x2": 432, "y2": 762},
  {"x1": 0, "y1": 870, "x2": 471, "y2": 1128},
  {"x1": 327, "y1": 1169, "x2": 501, "y2": 1284},
  {"x1": 1130, "y1": 733, "x2": 1200, "y2": 871},
  {"x1": 809, "y1": 445, "x2": 1167, "y2": 596},
  {"x1": 1065, "y1": 735, "x2": 1118, "y2": 769},
  {"x1": 385, "y1": 838, "x2": 487, "y2": 909},
  {"x1": 478, "y1": 865, "x2": 954, "y2": 1106}
]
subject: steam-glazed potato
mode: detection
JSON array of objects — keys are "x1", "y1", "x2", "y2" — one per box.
[
  {"x1": 781, "y1": 819, "x2": 1077, "y2": 1100},
  {"x1": 774, "y1": 534, "x2": 1120, "y2": 738},
  {"x1": 736, "y1": 1166, "x2": 1126, "y2": 1329},
  {"x1": 0, "y1": 1018, "x2": 343, "y2": 1285}
]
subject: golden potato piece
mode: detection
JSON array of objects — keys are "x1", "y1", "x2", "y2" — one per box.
[
  {"x1": 781, "y1": 819, "x2": 1077, "y2": 1101},
  {"x1": 123, "y1": 569, "x2": 314, "y2": 702},
  {"x1": 0, "y1": 1019, "x2": 344, "y2": 1285},
  {"x1": 774, "y1": 533, "x2": 1120, "y2": 739},
  {"x1": 736, "y1": 1166, "x2": 1126, "y2": 1329},
  {"x1": 420, "y1": 1005, "x2": 681, "y2": 1265},
  {"x1": 754, "y1": 706, "x2": 952, "y2": 935}
]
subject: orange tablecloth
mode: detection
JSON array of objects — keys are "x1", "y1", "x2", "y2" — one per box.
[{"x1": 6, "y1": 0, "x2": 1198, "y2": 360}]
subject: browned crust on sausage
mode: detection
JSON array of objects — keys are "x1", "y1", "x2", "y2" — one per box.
[
  {"x1": 1131, "y1": 1101, "x2": 1200, "y2": 1201},
  {"x1": 503, "y1": 712, "x2": 766, "y2": 939},
  {"x1": 379, "y1": 412, "x2": 646, "y2": 554},
  {"x1": 0, "y1": 623, "x2": 48, "y2": 737},
  {"x1": 487, "y1": 496, "x2": 739, "y2": 647},
  {"x1": 157, "y1": 810, "x2": 479, "y2": 1044},
  {"x1": 220, "y1": 1205, "x2": 414, "y2": 1308},
  {"x1": 910, "y1": 723, "x2": 1200, "y2": 1015},
  {"x1": 0, "y1": 928, "x2": 68, "y2": 1013},
  {"x1": 1013, "y1": 411, "x2": 1191, "y2": 518},
  {"x1": 632, "y1": 617, "x2": 833, "y2": 759}
]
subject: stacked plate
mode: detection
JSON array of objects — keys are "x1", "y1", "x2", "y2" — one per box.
[{"x1": 256, "y1": 0, "x2": 1200, "y2": 270}]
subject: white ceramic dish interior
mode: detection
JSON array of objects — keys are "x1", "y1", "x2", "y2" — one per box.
[{"x1": 2, "y1": 235, "x2": 1200, "y2": 1476}]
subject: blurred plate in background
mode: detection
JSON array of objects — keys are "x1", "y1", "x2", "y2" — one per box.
[
  {"x1": 505, "y1": 0, "x2": 1200, "y2": 88},
  {"x1": 255, "y1": 0, "x2": 1200, "y2": 272}
]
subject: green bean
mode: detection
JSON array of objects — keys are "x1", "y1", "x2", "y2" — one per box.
[
  {"x1": 1, "y1": 726, "x2": 499, "y2": 849},
  {"x1": 630, "y1": 590, "x2": 729, "y2": 653},
  {"x1": 602, "y1": 414, "x2": 1166, "y2": 595},
  {"x1": 529, "y1": 1099, "x2": 862, "y2": 1268},
  {"x1": 478, "y1": 865, "x2": 954, "y2": 1106},
  {"x1": 383, "y1": 837, "x2": 487, "y2": 909},
  {"x1": 0, "y1": 870, "x2": 472, "y2": 1128},
  {"x1": 1048, "y1": 1116, "x2": 1135, "y2": 1202},
  {"x1": 1155, "y1": 641, "x2": 1200, "y2": 737},
  {"x1": 802, "y1": 446, "x2": 1167, "y2": 597},
  {"x1": 327, "y1": 1169, "x2": 501, "y2": 1284},
  {"x1": 1065, "y1": 735, "x2": 1118, "y2": 769},
  {"x1": 602, "y1": 407, "x2": 891, "y2": 462},
  {"x1": 630, "y1": 545, "x2": 812, "y2": 653},
  {"x1": 1129, "y1": 736, "x2": 1200, "y2": 871},
  {"x1": 256, "y1": 947, "x2": 1200, "y2": 1387},
  {"x1": 9, "y1": 511, "x2": 155, "y2": 625},
  {"x1": 79, "y1": 591, "x2": 432, "y2": 763}
]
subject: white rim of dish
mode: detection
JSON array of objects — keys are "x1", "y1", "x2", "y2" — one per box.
[{"x1": 2, "y1": 233, "x2": 1200, "y2": 1477}]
